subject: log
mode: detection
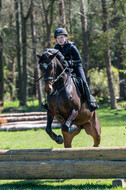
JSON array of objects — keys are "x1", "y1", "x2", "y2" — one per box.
[
  {"x1": 0, "y1": 122, "x2": 60, "y2": 131},
  {"x1": 0, "y1": 160, "x2": 125, "y2": 179},
  {"x1": 0, "y1": 117, "x2": 7, "y2": 126},
  {"x1": 0, "y1": 111, "x2": 60, "y2": 131},
  {"x1": 0, "y1": 147, "x2": 125, "y2": 180},
  {"x1": 0, "y1": 119, "x2": 59, "y2": 126},
  {"x1": 0, "y1": 119, "x2": 60, "y2": 131},
  {"x1": 4, "y1": 115, "x2": 47, "y2": 122},
  {"x1": 0, "y1": 147, "x2": 125, "y2": 161},
  {"x1": 1, "y1": 112, "x2": 46, "y2": 118}
]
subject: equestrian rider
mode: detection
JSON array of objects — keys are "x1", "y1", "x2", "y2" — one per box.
[{"x1": 41, "y1": 28, "x2": 99, "y2": 112}]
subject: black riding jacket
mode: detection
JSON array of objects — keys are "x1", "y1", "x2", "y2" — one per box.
[{"x1": 54, "y1": 41, "x2": 82, "y2": 66}]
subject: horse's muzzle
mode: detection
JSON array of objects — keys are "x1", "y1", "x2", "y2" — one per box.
[{"x1": 45, "y1": 82, "x2": 53, "y2": 94}]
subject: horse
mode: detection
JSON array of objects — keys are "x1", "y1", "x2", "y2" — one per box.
[{"x1": 36, "y1": 48, "x2": 101, "y2": 148}]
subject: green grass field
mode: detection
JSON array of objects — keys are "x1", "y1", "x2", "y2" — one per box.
[{"x1": 0, "y1": 101, "x2": 126, "y2": 189}]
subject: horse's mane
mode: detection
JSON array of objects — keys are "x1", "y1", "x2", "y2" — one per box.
[
  {"x1": 44, "y1": 48, "x2": 65, "y2": 64},
  {"x1": 44, "y1": 48, "x2": 58, "y2": 55}
]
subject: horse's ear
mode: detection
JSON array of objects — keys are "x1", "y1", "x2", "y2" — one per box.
[
  {"x1": 49, "y1": 51, "x2": 59, "y2": 60},
  {"x1": 34, "y1": 51, "x2": 41, "y2": 59}
]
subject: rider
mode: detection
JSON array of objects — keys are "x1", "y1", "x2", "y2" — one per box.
[{"x1": 41, "y1": 28, "x2": 99, "y2": 112}]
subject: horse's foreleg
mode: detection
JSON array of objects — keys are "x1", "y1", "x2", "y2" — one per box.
[
  {"x1": 62, "y1": 109, "x2": 78, "y2": 133},
  {"x1": 46, "y1": 110, "x2": 63, "y2": 144}
]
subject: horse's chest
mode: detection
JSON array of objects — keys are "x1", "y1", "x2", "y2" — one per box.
[{"x1": 48, "y1": 91, "x2": 72, "y2": 115}]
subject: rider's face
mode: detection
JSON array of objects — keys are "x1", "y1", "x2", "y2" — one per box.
[{"x1": 56, "y1": 35, "x2": 67, "y2": 45}]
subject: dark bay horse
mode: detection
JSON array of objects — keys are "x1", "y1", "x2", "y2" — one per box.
[{"x1": 36, "y1": 49, "x2": 101, "y2": 148}]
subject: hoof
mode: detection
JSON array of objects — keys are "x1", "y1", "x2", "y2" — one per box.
[
  {"x1": 56, "y1": 135, "x2": 64, "y2": 144},
  {"x1": 68, "y1": 125, "x2": 78, "y2": 134}
]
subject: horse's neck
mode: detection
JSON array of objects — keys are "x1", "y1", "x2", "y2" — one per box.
[{"x1": 55, "y1": 60, "x2": 68, "y2": 90}]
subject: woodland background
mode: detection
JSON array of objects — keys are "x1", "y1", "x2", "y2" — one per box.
[{"x1": 0, "y1": 0, "x2": 126, "y2": 109}]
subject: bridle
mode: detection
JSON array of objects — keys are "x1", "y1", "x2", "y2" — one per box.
[{"x1": 36, "y1": 53, "x2": 68, "y2": 87}]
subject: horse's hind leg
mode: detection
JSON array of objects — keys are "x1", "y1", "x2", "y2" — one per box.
[{"x1": 83, "y1": 111, "x2": 101, "y2": 147}]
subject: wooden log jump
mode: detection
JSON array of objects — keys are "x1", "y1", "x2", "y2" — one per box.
[
  {"x1": 0, "y1": 146, "x2": 126, "y2": 184},
  {"x1": 0, "y1": 112, "x2": 60, "y2": 131}
]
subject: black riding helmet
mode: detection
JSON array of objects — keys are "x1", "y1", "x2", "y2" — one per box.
[{"x1": 54, "y1": 28, "x2": 68, "y2": 38}]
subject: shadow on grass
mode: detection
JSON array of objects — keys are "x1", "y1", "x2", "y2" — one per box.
[{"x1": 0, "y1": 180, "x2": 113, "y2": 190}]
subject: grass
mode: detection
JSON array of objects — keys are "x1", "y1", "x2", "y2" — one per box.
[
  {"x1": 0, "y1": 100, "x2": 126, "y2": 189},
  {"x1": 0, "y1": 179, "x2": 123, "y2": 190},
  {"x1": 2, "y1": 99, "x2": 42, "y2": 113}
]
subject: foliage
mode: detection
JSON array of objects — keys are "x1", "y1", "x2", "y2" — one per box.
[{"x1": 89, "y1": 66, "x2": 119, "y2": 103}]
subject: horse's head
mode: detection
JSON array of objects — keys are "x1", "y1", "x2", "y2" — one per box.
[{"x1": 36, "y1": 49, "x2": 59, "y2": 94}]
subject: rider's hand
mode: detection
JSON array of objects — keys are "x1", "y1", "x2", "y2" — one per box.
[{"x1": 67, "y1": 60, "x2": 73, "y2": 67}]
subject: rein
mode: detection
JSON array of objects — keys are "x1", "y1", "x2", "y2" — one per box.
[
  {"x1": 36, "y1": 67, "x2": 67, "y2": 85},
  {"x1": 52, "y1": 67, "x2": 67, "y2": 84}
]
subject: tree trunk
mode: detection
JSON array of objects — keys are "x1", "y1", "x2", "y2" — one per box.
[
  {"x1": 30, "y1": 0, "x2": 43, "y2": 104},
  {"x1": 111, "y1": 0, "x2": 125, "y2": 100},
  {"x1": 42, "y1": 0, "x2": 56, "y2": 47},
  {"x1": 101, "y1": 0, "x2": 117, "y2": 109},
  {"x1": 21, "y1": 17, "x2": 27, "y2": 105},
  {"x1": 0, "y1": 0, "x2": 4, "y2": 104},
  {"x1": 80, "y1": 0, "x2": 89, "y2": 79},
  {"x1": 14, "y1": 0, "x2": 22, "y2": 104},
  {"x1": 59, "y1": 0, "x2": 66, "y2": 28},
  {"x1": 0, "y1": 0, "x2": 2, "y2": 9},
  {"x1": 117, "y1": 51, "x2": 125, "y2": 99},
  {"x1": 0, "y1": 36, "x2": 4, "y2": 104},
  {"x1": 11, "y1": 58, "x2": 16, "y2": 100},
  {"x1": 20, "y1": 1, "x2": 31, "y2": 106},
  {"x1": 68, "y1": 0, "x2": 72, "y2": 34}
]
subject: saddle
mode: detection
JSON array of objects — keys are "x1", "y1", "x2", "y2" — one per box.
[
  {"x1": 72, "y1": 75, "x2": 86, "y2": 103},
  {"x1": 71, "y1": 74, "x2": 96, "y2": 103}
]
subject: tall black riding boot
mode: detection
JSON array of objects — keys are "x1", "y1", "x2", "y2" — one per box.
[{"x1": 84, "y1": 83, "x2": 99, "y2": 112}]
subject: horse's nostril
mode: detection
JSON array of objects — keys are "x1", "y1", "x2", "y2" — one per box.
[{"x1": 45, "y1": 83, "x2": 52, "y2": 95}]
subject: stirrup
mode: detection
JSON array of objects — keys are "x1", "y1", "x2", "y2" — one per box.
[{"x1": 40, "y1": 100, "x2": 48, "y2": 110}]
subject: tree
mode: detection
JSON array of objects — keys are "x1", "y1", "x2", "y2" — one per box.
[
  {"x1": 80, "y1": 0, "x2": 89, "y2": 79},
  {"x1": 101, "y1": 0, "x2": 117, "y2": 109},
  {"x1": 20, "y1": 1, "x2": 31, "y2": 105},
  {"x1": 15, "y1": 0, "x2": 31, "y2": 106},
  {"x1": 41, "y1": 0, "x2": 56, "y2": 47},
  {"x1": 68, "y1": 0, "x2": 72, "y2": 34},
  {"x1": 30, "y1": 0, "x2": 43, "y2": 103},
  {"x1": 15, "y1": 0, "x2": 22, "y2": 104},
  {"x1": 0, "y1": 0, "x2": 4, "y2": 104},
  {"x1": 59, "y1": 0, "x2": 66, "y2": 28},
  {"x1": 111, "y1": 0, "x2": 125, "y2": 100}
]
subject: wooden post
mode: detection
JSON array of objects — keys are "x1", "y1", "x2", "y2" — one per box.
[{"x1": 112, "y1": 179, "x2": 126, "y2": 188}]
